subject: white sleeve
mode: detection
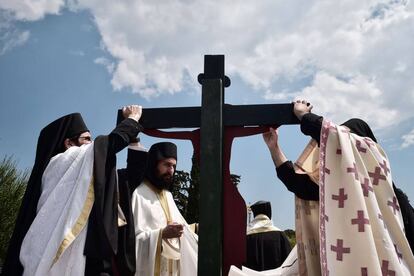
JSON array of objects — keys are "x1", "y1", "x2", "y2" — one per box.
[{"x1": 131, "y1": 189, "x2": 162, "y2": 276}]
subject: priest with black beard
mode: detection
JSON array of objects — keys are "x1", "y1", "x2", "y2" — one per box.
[
  {"x1": 2, "y1": 105, "x2": 142, "y2": 276},
  {"x1": 245, "y1": 201, "x2": 292, "y2": 271},
  {"x1": 129, "y1": 142, "x2": 198, "y2": 276}
]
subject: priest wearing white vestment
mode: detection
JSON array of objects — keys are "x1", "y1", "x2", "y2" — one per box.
[
  {"x1": 2, "y1": 106, "x2": 143, "y2": 276},
  {"x1": 261, "y1": 100, "x2": 414, "y2": 275},
  {"x1": 130, "y1": 142, "x2": 198, "y2": 276}
]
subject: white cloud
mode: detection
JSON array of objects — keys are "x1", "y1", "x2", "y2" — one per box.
[
  {"x1": 0, "y1": 28, "x2": 29, "y2": 55},
  {"x1": 0, "y1": 0, "x2": 65, "y2": 54},
  {"x1": 2, "y1": 0, "x2": 414, "y2": 135},
  {"x1": 0, "y1": 0, "x2": 65, "y2": 21},
  {"x1": 94, "y1": 57, "x2": 114, "y2": 73},
  {"x1": 401, "y1": 129, "x2": 414, "y2": 149},
  {"x1": 0, "y1": 11, "x2": 30, "y2": 55},
  {"x1": 295, "y1": 72, "x2": 398, "y2": 130}
]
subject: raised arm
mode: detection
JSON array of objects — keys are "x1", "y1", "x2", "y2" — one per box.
[
  {"x1": 107, "y1": 105, "x2": 143, "y2": 155},
  {"x1": 263, "y1": 127, "x2": 288, "y2": 168},
  {"x1": 263, "y1": 126, "x2": 319, "y2": 201}
]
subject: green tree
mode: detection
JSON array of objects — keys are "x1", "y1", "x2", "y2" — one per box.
[
  {"x1": 171, "y1": 169, "x2": 191, "y2": 216},
  {"x1": 284, "y1": 229, "x2": 296, "y2": 248},
  {"x1": 184, "y1": 156, "x2": 200, "y2": 224},
  {"x1": 0, "y1": 156, "x2": 28, "y2": 265}
]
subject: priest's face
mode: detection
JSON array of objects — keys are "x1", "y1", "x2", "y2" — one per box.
[
  {"x1": 76, "y1": 132, "x2": 93, "y2": 145},
  {"x1": 65, "y1": 131, "x2": 93, "y2": 149},
  {"x1": 156, "y1": 158, "x2": 177, "y2": 184}
]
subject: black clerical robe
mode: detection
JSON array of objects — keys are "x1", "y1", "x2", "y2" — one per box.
[
  {"x1": 116, "y1": 148, "x2": 148, "y2": 276},
  {"x1": 84, "y1": 118, "x2": 143, "y2": 276},
  {"x1": 245, "y1": 230, "x2": 292, "y2": 271}
]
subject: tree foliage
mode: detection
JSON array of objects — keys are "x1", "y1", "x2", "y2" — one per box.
[
  {"x1": 284, "y1": 229, "x2": 297, "y2": 248},
  {"x1": 171, "y1": 156, "x2": 241, "y2": 224},
  {"x1": 0, "y1": 156, "x2": 28, "y2": 265}
]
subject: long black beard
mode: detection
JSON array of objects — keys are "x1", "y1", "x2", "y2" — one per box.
[{"x1": 146, "y1": 169, "x2": 173, "y2": 191}]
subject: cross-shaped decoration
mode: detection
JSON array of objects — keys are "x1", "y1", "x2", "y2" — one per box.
[
  {"x1": 360, "y1": 177, "x2": 373, "y2": 197},
  {"x1": 368, "y1": 166, "x2": 386, "y2": 186},
  {"x1": 364, "y1": 137, "x2": 375, "y2": 148},
  {"x1": 361, "y1": 267, "x2": 368, "y2": 276},
  {"x1": 356, "y1": 140, "x2": 367, "y2": 153},
  {"x1": 330, "y1": 239, "x2": 351, "y2": 261},
  {"x1": 379, "y1": 160, "x2": 391, "y2": 176},
  {"x1": 302, "y1": 200, "x2": 317, "y2": 215},
  {"x1": 332, "y1": 188, "x2": 348, "y2": 208},
  {"x1": 347, "y1": 162, "x2": 359, "y2": 181},
  {"x1": 381, "y1": 260, "x2": 396, "y2": 276},
  {"x1": 387, "y1": 197, "x2": 400, "y2": 215},
  {"x1": 351, "y1": 210, "x2": 370, "y2": 232},
  {"x1": 309, "y1": 238, "x2": 318, "y2": 255}
]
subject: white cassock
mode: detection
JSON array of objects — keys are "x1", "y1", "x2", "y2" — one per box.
[
  {"x1": 20, "y1": 143, "x2": 95, "y2": 276},
  {"x1": 131, "y1": 180, "x2": 198, "y2": 276}
]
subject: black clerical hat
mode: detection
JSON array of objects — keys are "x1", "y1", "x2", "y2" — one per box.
[
  {"x1": 37, "y1": 112, "x2": 89, "y2": 157},
  {"x1": 341, "y1": 118, "x2": 377, "y2": 143},
  {"x1": 251, "y1": 201, "x2": 272, "y2": 219},
  {"x1": 148, "y1": 142, "x2": 177, "y2": 162}
]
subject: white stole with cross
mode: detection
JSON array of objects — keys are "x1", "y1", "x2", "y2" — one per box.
[{"x1": 318, "y1": 119, "x2": 414, "y2": 276}]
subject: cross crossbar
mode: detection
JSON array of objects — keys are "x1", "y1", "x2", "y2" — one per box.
[{"x1": 123, "y1": 103, "x2": 299, "y2": 129}]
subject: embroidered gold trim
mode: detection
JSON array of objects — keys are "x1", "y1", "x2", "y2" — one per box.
[
  {"x1": 52, "y1": 176, "x2": 95, "y2": 265},
  {"x1": 144, "y1": 180, "x2": 172, "y2": 223},
  {"x1": 154, "y1": 229, "x2": 163, "y2": 276}
]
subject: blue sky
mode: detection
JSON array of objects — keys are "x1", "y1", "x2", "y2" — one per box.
[{"x1": 0, "y1": 1, "x2": 413, "y2": 230}]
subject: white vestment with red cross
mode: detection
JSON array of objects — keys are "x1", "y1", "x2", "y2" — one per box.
[
  {"x1": 318, "y1": 119, "x2": 414, "y2": 276},
  {"x1": 228, "y1": 119, "x2": 414, "y2": 276}
]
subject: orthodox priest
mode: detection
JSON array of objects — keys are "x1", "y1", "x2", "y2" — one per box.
[
  {"x1": 262, "y1": 99, "x2": 414, "y2": 275},
  {"x1": 130, "y1": 142, "x2": 198, "y2": 276},
  {"x1": 245, "y1": 201, "x2": 292, "y2": 271},
  {"x1": 2, "y1": 105, "x2": 142, "y2": 276}
]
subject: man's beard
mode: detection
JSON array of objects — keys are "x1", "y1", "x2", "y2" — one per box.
[{"x1": 151, "y1": 171, "x2": 174, "y2": 190}]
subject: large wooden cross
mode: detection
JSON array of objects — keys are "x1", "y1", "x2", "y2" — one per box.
[{"x1": 137, "y1": 55, "x2": 299, "y2": 275}]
